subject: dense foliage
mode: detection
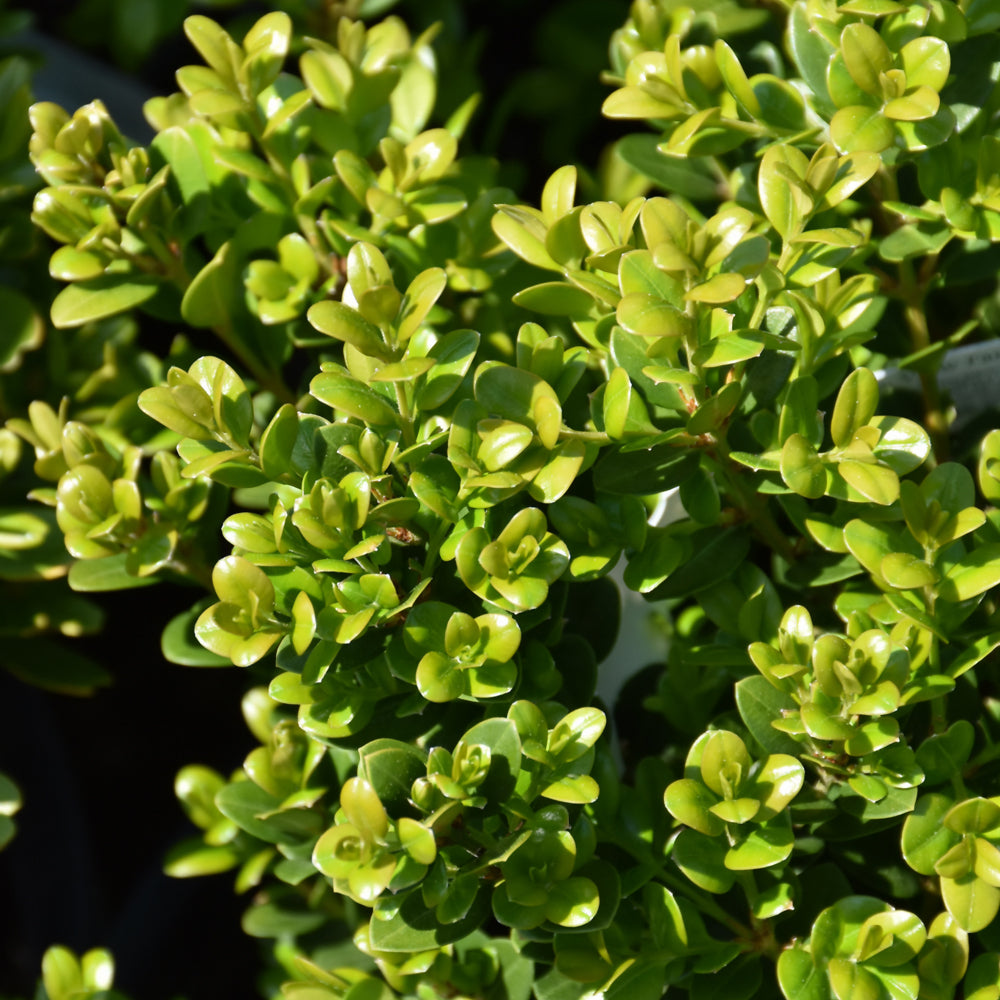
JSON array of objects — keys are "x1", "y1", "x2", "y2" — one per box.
[{"x1": 8, "y1": 1, "x2": 1000, "y2": 998}]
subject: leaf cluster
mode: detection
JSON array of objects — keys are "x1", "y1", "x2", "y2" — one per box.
[{"x1": 12, "y1": 2, "x2": 1000, "y2": 1000}]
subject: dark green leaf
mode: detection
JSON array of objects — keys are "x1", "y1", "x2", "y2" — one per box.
[
  {"x1": 358, "y1": 740, "x2": 427, "y2": 815},
  {"x1": 594, "y1": 443, "x2": 699, "y2": 494},
  {"x1": 369, "y1": 886, "x2": 491, "y2": 951},
  {"x1": 4, "y1": 637, "x2": 111, "y2": 695},
  {"x1": 652, "y1": 528, "x2": 751, "y2": 598},
  {"x1": 735, "y1": 677, "x2": 802, "y2": 755},
  {"x1": 615, "y1": 135, "x2": 718, "y2": 201}
]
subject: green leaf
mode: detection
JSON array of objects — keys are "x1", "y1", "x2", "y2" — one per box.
[
  {"x1": 151, "y1": 126, "x2": 212, "y2": 204},
  {"x1": 869, "y1": 416, "x2": 931, "y2": 474},
  {"x1": 645, "y1": 882, "x2": 688, "y2": 953},
  {"x1": 881, "y1": 552, "x2": 937, "y2": 589},
  {"x1": 615, "y1": 135, "x2": 718, "y2": 201},
  {"x1": 475, "y1": 364, "x2": 562, "y2": 447},
  {"x1": 822, "y1": 152, "x2": 881, "y2": 207},
  {"x1": 242, "y1": 11, "x2": 291, "y2": 94},
  {"x1": 827, "y1": 959, "x2": 882, "y2": 1000},
  {"x1": 735, "y1": 677, "x2": 803, "y2": 755},
  {"x1": 164, "y1": 840, "x2": 241, "y2": 877},
  {"x1": 550, "y1": 707, "x2": 606, "y2": 761},
  {"x1": 941, "y1": 874, "x2": 1000, "y2": 932},
  {"x1": 603, "y1": 85, "x2": 679, "y2": 120},
  {"x1": 841, "y1": 23, "x2": 893, "y2": 96},
  {"x1": 359, "y1": 740, "x2": 427, "y2": 815},
  {"x1": 844, "y1": 717, "x2": 900, "y2": 756},
  {"x1": 42, "y1": 947, "x2": 83, "y2": 1000},
  {"x1": 671, "y1": 829, "x2": 736, "y2": 894},
  {"x1": 416, "y1": 651, "x2": 464, "y2": 702},
  {"x1": 831, "y1": 106, "x2": 895, "y2": 154},
  {"x1": 513, "y1": 282, "x2": 595, "y2": 317},
  {"x1": 243, "y1": 898, "x2": 326, "y2": 939},
  {"x1": 301, "y1": 49, "x2": 351, "y2": 110},
  {"x1": 162, "y1": 600, "x2": 231, "y2": 666},
  {"x1": 884, "y1": 88, "x2": 940, "y2": 122},
  {"x1": 616, "y1": 293, "x2": 687, "y2": 339},
  {"x1": 944, "y1": 798, "x2": 1000, "y2": 835},
  {"x1": 80, "y1": 948, "x2": 114, "y2": 992},
  {"x1": 259, "y1": 407, "x2": 326, "y2": 483},
  {"x1": 414, "y1": 329, "x2": 479, "y2": 411},
  {"x1": 947, "y1": 632, "x2": 1000, "y2": 678},
  {"x1": 68, "y1": 553, "x2": 159, "y2": 592},
  {"x1": 50, "y1": 276, "x2": 160, "y2": 328},
  {"x1": 759, "y1": 145, "x2": 810, "y2": 238},
  {"x1": 781, "y1": 434, "x2": 827, "y2": 498},
  {"x1": 712, "y1": 797, "x2": 763, "y2": 826},
  {"x1": 219, "y1": 779, "x2": 319, "y2": 845},
  {"x1": 341, "y1": 777, "x2": 389, "y2": 842},
  {"x1": 966, "y1": 953, "x2": 1000, "y2": 1000},
  {"x1": 725, "y1": 818, "x2": 794, "y2": 870},
  {"x1": 369, "y1": 886, "x2": 491, "y2": 951},
  {"x1": 397, "y1": 817, "x2": 436, "y2": 866},
  {"x1": 546, "y1": 876, "x2": 600, "y2": 928},
  {"x1": 211, "y1": 554, "x2": 277, "y2": 615},
  {"x1": 699, "y1": 730, "x2": 752, "y2": 797},
  {"x1": 139, "y1": 385, "x2": 212, "y2": 440},
  {"x1": 594, "y1": 440, "x2": 699, "y2": 495},
  {"x1": 686, "y1": 382, "x2": 742, "y2": 436},
  {"x1": 622, "y1": 527, "x2": 683, "y2": 594},
  {"x1": 836, "y1": 461, "x2": 899, "y2": 506},
  {"x1": 458, "y1": 718, "x2": 522, "y2": 803},
  {"x1": 788, "y1": 5, "x2": 836, "y2": 107},
  {"x1": 686, "y1": 273, "x2": 746, "y2": 304},
  {"x1": 879, "y1": 222, "x2": 951, "y2": 261},
  {"x1": 191, "y1": 355, "x2": 253, "y2": 447},
  {"x1": 0, "y1": 288, "x2": 43, "y2": 371},
  {"x1": 801, "y1": 702, "x2": 854, "y2": 741},
  {"x1": 679, "y1": 465, "x2": 721, "y2": 525},
  {"x1": 311, "y1": 373, "x2": 399, "y2": 426},
  {"x1": 541, "y1": 164, "x2": 577, "y2": 225},
  {"x1": 900, "y1": 36, "x2": 950, "y2": 91},
  {"x1": 753, "y1": 75, "x2": 808, "y2": 132},
  {"x1": 916, "y1": 722, "x2": 975, "y2": 786},
  {"x1": 902, "y1": 794, "x2": 959, "y2": 875},
  {"x1": 185, "y1": 15, "x2": 240, "y2": 86},
  {"x1": 811, "y1": 897, "x2": 888, "y2": 966},
  {"x1": 603, "y1": 960, "x2": 667, "y2": 1000},
  {"x1": 664, "y1": 778, "x2": 725, "y2": 837},
  {"x1": 398, "y1": 268, "x2": 447, "y2": 343},
  {"x1": 195, "y1": 601, "x2": 280, "y2": 669},
  {"x1": 182, "y1": 242, "x2": 242, "y2": 327},
  {"x1": 4, "y1": 637, "x2": 111, "y2": 695},
  {"x1": 831, "y1": 369, "x2": 879, "y2": 448},
  {"x1": 778, "y1": 375, "x2": 821, "y2": 445},
  {"x1": 777, "y1": 947, "x2": 828, "y2": 1000},
  {"x1": 654, "y1": 527, "x2": 751, "y2": 599},
  {"x1": 528, "y1": 440, "x2": 586, "y2": 504},
  {"x1": 692, "y1": 332, "x2": 767, "y2": 367},
  {"x1": 603, "y1": 367, "x2": 631, "y2": 441},
  {"x1": 716, "y1": 40, "x2": 761, "y2": 116},
  {"x1": 0, "y1": 772, "x2": 20, "y2": 820},
  {"x1": 938, "y1": 546, "x2": 1000, "y2": 602},
  {"x1": 308, "y1": 302, "x2": 389, "y2": 359},
  {"x1": 493, "y1": 205, "x2": 559, "y2": 271},
  {"x1": 751, "y1": 755, "x2": 805, "y2": 819}
]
